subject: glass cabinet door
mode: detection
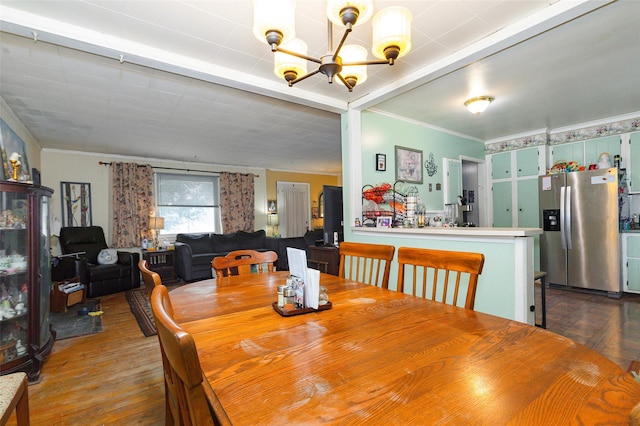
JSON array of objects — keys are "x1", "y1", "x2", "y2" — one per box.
[
  {"x1": 0, "y1": 190, "x2": 29, "y2": 365},
  {"x1": 38, "y1": 194, "x2": 51, "y2": 347}
]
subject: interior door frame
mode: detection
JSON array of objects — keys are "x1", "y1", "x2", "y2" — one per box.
[{"x1": 276, "y1": 181, "x2": 311, "y2": 237}]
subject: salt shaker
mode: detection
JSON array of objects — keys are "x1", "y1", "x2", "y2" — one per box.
[{"x1": 277, "y1": 285, "x2": 286, "y2": 308}]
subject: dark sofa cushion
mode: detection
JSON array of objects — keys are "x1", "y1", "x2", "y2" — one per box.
[
  {"x1": 176, "y1": 233, "x2": 213, "y2": 255},
  {"x1": 237, "y1": 230, "x2": 266, "y2": 250},
  {"x1": 210, "y1": 233, "x2": 239, "y2": 252}
]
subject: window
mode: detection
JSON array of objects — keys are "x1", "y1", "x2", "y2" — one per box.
[{"x1": 156, "y1": 173, "x2": 221, "y2": 235}]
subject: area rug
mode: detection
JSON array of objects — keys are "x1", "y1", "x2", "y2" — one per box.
[
  {"x1": 50, "y1": 299, "x2": 102, "y2": 340},
  {"x1": 126, "y1": 284, "x2": 182, "y2": 337}
]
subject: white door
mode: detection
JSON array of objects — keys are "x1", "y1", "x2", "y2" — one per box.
[{"x1": 277, "y1": 182, "x2": 310, "y2": 238}]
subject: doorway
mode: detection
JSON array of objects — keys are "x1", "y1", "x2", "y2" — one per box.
[
  {"x1": 276, "y1": 182, "x2": 310, "y2": 237},
  {"x1": 461, "y1": 157, "x2": 487, "y2": 227}
]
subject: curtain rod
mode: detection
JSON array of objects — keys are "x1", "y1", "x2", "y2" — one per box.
[{"x1": 98, "y1": 161, "x2": 259, "y2": 177}]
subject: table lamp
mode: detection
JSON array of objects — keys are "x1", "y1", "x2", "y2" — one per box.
[
  {"x1": 268, "y1": 214, "x2": 279, "y2": 237},
  {"x1": 149, "y1": 216, "x2": 165, "y2": 249}
]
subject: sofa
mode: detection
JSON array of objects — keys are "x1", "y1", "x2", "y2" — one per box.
[
  {"x1": 175, "y1": 229, "x2": 323, "y2": 282},
  {"x1": 58, "y1": 226, "x2": 141, "y2": 298}
]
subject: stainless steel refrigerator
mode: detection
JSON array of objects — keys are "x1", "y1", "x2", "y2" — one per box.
[{"x1": 539, "y1": 167, "x2": 620, "y2": 295}]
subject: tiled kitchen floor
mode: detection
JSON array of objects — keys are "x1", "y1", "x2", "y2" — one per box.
[{"x1": 538, "y1": 284, "x2": 640, "y2": 369}]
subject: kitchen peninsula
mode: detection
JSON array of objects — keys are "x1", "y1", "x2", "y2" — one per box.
[{"x1": 349, "y1": 226, "x2": 542, "y2": 324}]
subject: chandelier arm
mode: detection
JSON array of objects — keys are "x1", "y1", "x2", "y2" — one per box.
[
  {"x1": 273, "y1": 45, "x2": 322, "y2": 65},
  {"x1": 336, "y1": 73, "x2": 354, "y2": 92},
  {"x1": 287, "y1": 69, "x2": 322, "y2": 86},
  {"x1": 342, "y1": 59, "x2": 393, "y2": 66},
  {"x1": 331, "y1": 22, "x2": 353, "y2": 62}
]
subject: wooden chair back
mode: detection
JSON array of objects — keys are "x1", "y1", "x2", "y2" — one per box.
[
  {"x1": 212, "y1": 250, "x2": 278, "y2": 278},
  {"x1": 396, "y1": 247, "x2": 485, "y2": 310},
  {"x1": 338, "y1": 242, "x2": 395, "y2": 288},
  {"x1": 151, "y1": 285, "x2": 231, "y2": 426},
  {"x1": 139, "y1": 259, "x2": 163, "y2": 294}
]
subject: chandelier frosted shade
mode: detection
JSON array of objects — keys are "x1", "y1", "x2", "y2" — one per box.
[
  {"x1": 372, "y1": 7, "x2": 412, "y2": 60},
  {"x1": 274, "y1": 38, "x2": 308, "y2": 81},
  {"x1": 464, "y1": 96, "x2": 494, "y2": 114},
  {"x1": 253, "y1": 0, "x2": 296, "y2": 46},
  {"x1": 253, "y1": 1, "x2": 412, "y2": 91},
  {"x1": 340, "y1": 44, "x2": 368, "y2": 86},
  {"x1": 327, "y1": 0, "x2": 373, "y2": 27}
]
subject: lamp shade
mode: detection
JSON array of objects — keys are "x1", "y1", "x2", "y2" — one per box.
[
  {"x1": 327, "y1": 0, "x2": 373, "y2": 27},
  {"x1": 149, "y1": 216, "x2": 165, "y2": 230},
  {"x1": 253, "y1": 0, "x2": 296, "y2": 45},
  {"x1": 340, "y1": 44, "x2": 368, "y2": 86},
  {"x1": 372, "y1": 6, "x2": 412, "y2": 60},
  {"x1": 274, "y1": 38, "x2": 308, "y2": 82},
  {"x1": 464, "y1": 96, "x2": 494, "y2": 114},
  {"x1": 268, "y1": 214, "x2": 279, "y2": 226}
]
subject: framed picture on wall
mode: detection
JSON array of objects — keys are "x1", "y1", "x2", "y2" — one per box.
[
  {"x1": 395, "y1": 146, "x2": 423, "y2": 184},
  {"x1": 267, "y1": 199, "x2": 277, "y2": 213},
  {"x1": 376, "y1": 153, "x2": 386, "y2": 171},
  {"x1": 61, "y1": 182, "x2": 93, "y2": 227}
]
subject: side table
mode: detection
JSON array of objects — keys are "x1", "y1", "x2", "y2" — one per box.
[
  {"x1": 143, "y1": 249, "x2": 179, "y2": 284},
  {"x1": 308, "y1": 245, "x2": 340, "y2": 276}
]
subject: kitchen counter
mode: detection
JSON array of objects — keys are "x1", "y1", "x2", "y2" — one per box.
[
  {"x1": 352, "y1": 226, "x2": 542, "y2": 238},
  {"x1": 348, "y1": 226, "x2": 541, "y2": 324}
]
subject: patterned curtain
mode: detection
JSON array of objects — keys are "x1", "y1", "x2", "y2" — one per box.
[
  {"x1": 111, "y1": 162, "x2": 155, "y2": 248},
  {"x1": 219, "y1": 172, "x2": 254, "y2": 233}
]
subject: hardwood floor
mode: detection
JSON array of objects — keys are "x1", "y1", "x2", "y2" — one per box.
[
  {"x1": 6, "y1": 290, "x2": 166, "y2": 426},
  {"x1": 540, "y1": 285, "x2": 640, "y2": 369},
  {"x1": 4, "y1": 284, "x2": 640, "y2": 425}
]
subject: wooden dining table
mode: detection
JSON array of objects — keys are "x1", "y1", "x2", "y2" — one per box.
[{"x1": 170, "y1": 271, "x2": 640, "y2": 424}]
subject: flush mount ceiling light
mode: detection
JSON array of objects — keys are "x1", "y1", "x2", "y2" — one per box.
[
  {"x1": 253, "y1": 0, "x2": 412, "y2": 92},
  {"x1": 464, "y1": 96, "x2": 495, "y2": 115}
]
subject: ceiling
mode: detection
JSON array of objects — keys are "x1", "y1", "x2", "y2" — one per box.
[{"x1": 0, "y1": 1, "x2": 638, "y2": 175}]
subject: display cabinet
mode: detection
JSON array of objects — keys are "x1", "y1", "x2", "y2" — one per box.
[{"x1": 0, "y1": 182, "x2": 54, "y2": 381}]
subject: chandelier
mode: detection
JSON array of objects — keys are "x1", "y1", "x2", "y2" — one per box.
[{"x1": 253, "y1": 0, "x2": 412, "y2": 92}]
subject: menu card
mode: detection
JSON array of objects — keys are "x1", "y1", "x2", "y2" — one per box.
[{"x1": 286, "y1": 247, "x2": 320, "y2": 309}]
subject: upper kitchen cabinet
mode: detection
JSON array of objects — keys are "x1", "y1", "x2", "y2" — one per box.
[
  {"x1": 552, "y1": 141, "x2": 585, "y2": 167},
  {"x1": 516, "y1": 148, "x2": 540, "y2": 177},
  {"x1": 489, "y1": 146, "x2": 545, "y2": 228},
  {"x1": 491, "y1": 152, "x2": 511, "y2": 179},
  {"x1": 552, "y1": 135, "x2": 621, "y2": 169},
  {"x1": 625, "y1": 132, "x2": 640, "y2": 193}
]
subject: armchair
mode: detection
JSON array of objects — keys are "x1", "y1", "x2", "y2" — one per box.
[{"x1": 58, "y1": 226, "x2": 141, "y2": 298}]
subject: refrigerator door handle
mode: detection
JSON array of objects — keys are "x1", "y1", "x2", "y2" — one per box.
[
  {"x1": 560, "y1": 186, "x2": 567, "y2": 249},
  {"x1": 565, "y1": 185, "x2": 573, "y2": 249}
]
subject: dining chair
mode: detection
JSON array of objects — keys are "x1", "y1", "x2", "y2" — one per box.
[
  {"x1": 212, "y1": 249, "x2": 278, "y2": 278},
  {"x1": 338, "y1": 242, "x2": 396, "y2": 289},
  {"x1": 396, "y1": 247, "x2": 485, "y2": 310},
  {"x1": 0, "y1": 372, "x2": 29, "y2": 426},
  {"x1": 151, "y1": 285, "x2": 231, "y2": 426},
  {"x1": 139, "y1": 259, "x2": 163, "y2": 296}
]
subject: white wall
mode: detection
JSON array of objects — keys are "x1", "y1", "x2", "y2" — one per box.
[{"x1": 41, "y1": 149, "x2": 267, "y2": 245}]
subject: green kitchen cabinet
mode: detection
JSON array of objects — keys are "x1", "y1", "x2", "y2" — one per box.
[
  {"x1": 516, "y1": 147, "x2": 540, "y2": 177},
  {"x1": 492, "y1": 181, "x2": 513, "y2": 227},
  {"x1": 622, "y1": 233, "x2": 640, "y2": 293},
  {"x1": 552, "y1": 141, "x2": 585, "y2": 167},
  {"x1": 491, "y1": 152, "x2": 511, "y2": 179},
  {"x1": 517, "y1": 178, "x2": 539, "y2": 227},
  {"x1": 627, "y1": 132, "x2": 640, "y2": 193},
  {"x1": 584, "y1": 135, "x2": 621, "y2": 166}
]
